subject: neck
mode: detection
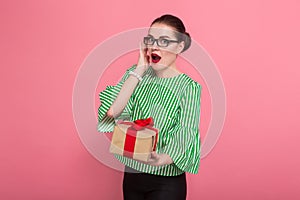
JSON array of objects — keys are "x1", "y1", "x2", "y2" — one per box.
[{"x1": 154, "y1": 61, "x2": 181, "y2": 78}]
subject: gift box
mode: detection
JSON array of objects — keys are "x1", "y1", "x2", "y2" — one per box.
[{"x1": 109, "y1": 117, "x2": 159, "y2": 162}]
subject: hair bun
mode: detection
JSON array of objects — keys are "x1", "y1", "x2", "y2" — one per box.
[{"x1": 182, "y1": 32, "x2": 191, "y2": 52}]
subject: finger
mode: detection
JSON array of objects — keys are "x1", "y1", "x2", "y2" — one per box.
[
  {"x1": 139, "y1": 41, "x2": 144, "y2": 55},
  {"x1": 138, "y1": 42, "x2": 149, "y2": 66},
  {"x1": 138, "y1": 158, "x2": 160, "y2": 166},
  {"x1": 148, "y1": 53, "x2": 151, "y2": 64},
  {"x1": 138, "y1": 156, "x2": 155, "y2": 164},
  {"x1": 146, "y1": 159, "x2": 158, "y2": 166},
  {"x1": 146, "y1": 44, "x2": 152, "y2": 64},
  {"x1": 151, "y1": 151, "x2": 159, "y2": 159},
  {"x1": 139, "y1": 159, "x2": 152, "y2": 165},
  {"x1": 142, "y1": 42, "x2": 150, "y2": 64}
]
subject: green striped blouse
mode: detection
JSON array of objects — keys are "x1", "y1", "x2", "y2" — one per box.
[{"x1": 97, "y1": 64, "x2": 202, "y2": 176}]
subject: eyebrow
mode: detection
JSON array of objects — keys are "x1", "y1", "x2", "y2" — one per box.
[{"x1": 147, "y1": 34, "x2": 171, "y2": 38}]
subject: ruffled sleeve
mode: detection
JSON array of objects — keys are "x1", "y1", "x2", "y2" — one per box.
[
  {"x1": 162, "y1": 81, "x2": 202, "y2": 174},
  {"x1": 97, "y1": 64, "x2": 137, "y2": 133}
]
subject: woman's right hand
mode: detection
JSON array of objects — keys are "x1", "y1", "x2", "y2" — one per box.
[
  {"x1": 135, "y1": 41, "x2": 150, "y2": 75},
  {"x1": 107, "y1": 42, "x2": 150, "y2": 118}
]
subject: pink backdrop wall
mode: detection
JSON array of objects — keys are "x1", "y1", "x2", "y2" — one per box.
[{"x1": 1, "y1": 0, "x2": 300, "y2": 199}]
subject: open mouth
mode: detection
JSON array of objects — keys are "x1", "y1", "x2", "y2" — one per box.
[{"x1": 151, "y1": 53, "x2": 161, "y2": 63}]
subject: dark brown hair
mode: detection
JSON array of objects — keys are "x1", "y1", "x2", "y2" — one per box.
[{"x1": 151, "y1": 14, "x2": 191, "y2": 52}]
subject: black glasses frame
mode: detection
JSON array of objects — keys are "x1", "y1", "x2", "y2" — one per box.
[{"x1": 143, "y1": 36, "x2": 180, "y2": 47}]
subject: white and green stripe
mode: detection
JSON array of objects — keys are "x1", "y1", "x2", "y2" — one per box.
[{"x1": 98, "y1": 64, "x2": 202, "y2": 176}]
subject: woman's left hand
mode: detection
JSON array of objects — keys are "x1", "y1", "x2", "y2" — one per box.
[{"x1": 144, "y1": 152, "x2": 174, "y2": 166}]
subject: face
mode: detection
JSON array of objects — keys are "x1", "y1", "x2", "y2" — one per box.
[{"x1": 145, "y1": 23, "x2": 185, "y2": 71}]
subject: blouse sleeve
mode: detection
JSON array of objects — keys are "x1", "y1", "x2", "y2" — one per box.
[
  {"x1": 97, "y1": 64, "x2": 137, "y2": 133},
  {"x1": 162, "y1": 81, "x2": 202, "y2": 174}
]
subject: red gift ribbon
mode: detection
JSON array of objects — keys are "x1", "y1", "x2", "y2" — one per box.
[
  {"x1": 133, "y1": 117, "x2": 154, "y2": 130},
  {"x1": 117, "y1": 117, "x2": 158, "y2": 159}
]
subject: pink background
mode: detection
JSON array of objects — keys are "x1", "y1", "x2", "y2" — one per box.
[{"x1": 1, "y1": 0, "x2": 300, "y2": 199}]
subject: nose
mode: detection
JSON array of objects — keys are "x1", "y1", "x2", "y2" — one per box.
[{"x1": 149, "y1": 42, "x2": 159, "y2": 51}]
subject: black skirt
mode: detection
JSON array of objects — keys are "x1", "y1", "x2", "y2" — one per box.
[{"x1": 123, "y1": 166, "x2": 187, "y2": 200}]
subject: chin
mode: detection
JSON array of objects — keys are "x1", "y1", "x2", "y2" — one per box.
[{"x1": 151, "y1": 62, "x2": 167, "y2": 71}]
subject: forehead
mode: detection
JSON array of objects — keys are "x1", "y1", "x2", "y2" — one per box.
[{"x1": 148, "y1": 23, "x2": 177, "y2": 38}]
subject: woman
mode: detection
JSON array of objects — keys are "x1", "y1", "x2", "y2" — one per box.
[{"x1": 97, "y1": 14, "x2": 202, "y2": 200}]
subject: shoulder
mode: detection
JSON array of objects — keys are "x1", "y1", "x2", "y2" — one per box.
[{"x1": 181, "y1": 74, "x2": 202, "y2": 94}]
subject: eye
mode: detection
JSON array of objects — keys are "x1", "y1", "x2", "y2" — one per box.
[
  {"x1": 159, "y1": 38, "x2": 169, "y2": 45},
  {"x1": 147, "y1": 37, "x2": 154, "y2": 42},
  {"x1": 144, "y1": 36, "x2": 154, "y2": 45}
]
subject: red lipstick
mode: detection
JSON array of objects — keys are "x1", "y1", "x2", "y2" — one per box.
[{"x1": 151, "y1": 53, "x2": 161, "y2": 63}]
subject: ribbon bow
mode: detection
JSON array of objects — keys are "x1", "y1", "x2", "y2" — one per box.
[{"x1": 132, "y1": 117, "x2": 154, "y2": 130}]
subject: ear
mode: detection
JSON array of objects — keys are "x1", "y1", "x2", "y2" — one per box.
[{"x1": 176, "y1": 41, "x2": 185, "y2": 54}]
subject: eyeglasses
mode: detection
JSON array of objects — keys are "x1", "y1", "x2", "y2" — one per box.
[{"x1": 143, "y1": 36, "x2": 180, "y2": 47}]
